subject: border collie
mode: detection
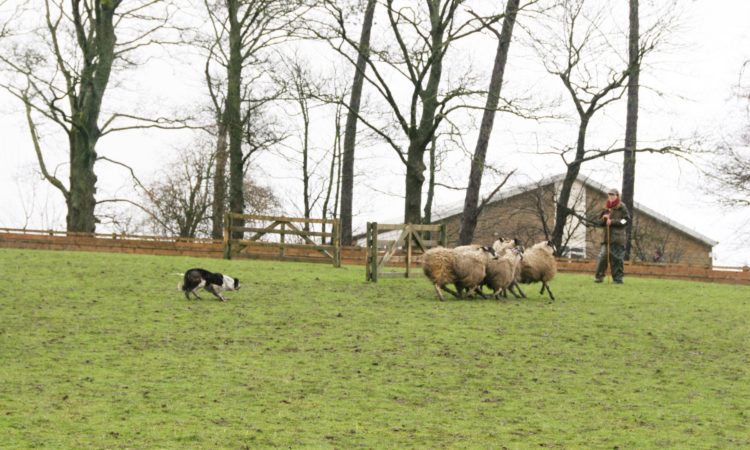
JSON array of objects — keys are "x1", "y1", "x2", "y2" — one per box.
[{"x1": 179, "y1": 268, "x2": 241, "y2": 302}]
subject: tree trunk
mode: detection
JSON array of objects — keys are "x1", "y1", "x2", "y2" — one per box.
[
  {"x1": 302, "y1": 98, "x2": 311, "y2": 232},
  {"x1": 403, "y1": 1, "x2": 445, "y2": 225},
  {"x1": 211, "y1": 110, "x2": 228, "y2": 239},
  {"x1": 458, "y1": 0, "x2": 520, "y2": 245},
  {"x1": 404, "y1": 140, "x2": 427, "y2": 225},
  {"x1": 65, "y1": 2, "x2": 118, "y2": 233},
  {"x1": 227, "y1": 0, "x2": 244, "y2": 239},
  {"x1": 341, "y1": 0, "x2": 377, "y2": 245},
  {"x1": 322, "y1": 103, "x2": 342, "y2": 243},
  {"x1": 622, "y1": 0, "x2": 639, "y2": 260},
  {"x1": 551, "y1": 118, "x2": 589, "y2": 255},
  {"x1": 67, "y1": 132, "x2": 99, "y2": 233},
  {"x1": 423, "y1": 135, "x2": 437, "y2": 224}
]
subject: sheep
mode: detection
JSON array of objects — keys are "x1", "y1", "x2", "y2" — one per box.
[
  {"x1": 517, "y1": 240, "x2": 557, "y2": 300},
  {"x1": 492, "y1": 237, "x2": 521, "y2": 256},
  {"x1": 422, "y1": 245, "x2": 496, "y2": 301},
  {"x1": 483, "y1": 247, "x2": 524, "y2": 299}
]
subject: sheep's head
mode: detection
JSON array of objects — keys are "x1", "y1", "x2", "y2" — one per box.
[
  {"x1": 492, "y1": 237, "x2": 520, "y2": 256},
  {"x1": 481, "y1": 245, "x2": 499, "y2": 260}
]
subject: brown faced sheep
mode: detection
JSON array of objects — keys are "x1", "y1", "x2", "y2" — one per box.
[
  {"x1": 422, "y1": 246, "x2": 496, "y2": 301},
  {"x1": 518, "y1": 240, "x2": 557, "y2": 300},
  {"x1": 484, "y1": 247, "x2": 524, "y2": 299}
]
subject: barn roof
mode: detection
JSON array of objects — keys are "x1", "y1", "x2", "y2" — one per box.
[{"x1": 432, "y1": 173, "x2": 719, "y2": 247}]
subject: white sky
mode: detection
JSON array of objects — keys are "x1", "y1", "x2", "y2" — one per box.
[{"x1": 1, "y1": 0, "x2": 749, "y2": 266}]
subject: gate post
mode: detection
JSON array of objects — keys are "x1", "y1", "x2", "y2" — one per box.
[
  {"x1": 366, "y1": 222, "x2": 379, "y2": 282},
  {"x1": 406, "y1": 224, "x2": 413, "y2": 278},
  {"x1": 439, "y1": 223, "x2": 448, "y2": 247},
  {"x1": 333, "y1": 219, "x2": 341, "y2": 268}
]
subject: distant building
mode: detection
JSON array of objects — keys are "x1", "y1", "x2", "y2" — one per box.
[{"x1": 430, "y1": 174, "x2": 717, "y2": 266}]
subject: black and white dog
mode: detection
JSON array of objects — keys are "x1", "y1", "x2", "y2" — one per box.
[{"x1": 179, "y1": 268, "x2": 241, "y2": 302}]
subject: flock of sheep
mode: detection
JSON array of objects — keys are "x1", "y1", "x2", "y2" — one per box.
[{"x1": 422, "y1": 238, "x2": 558, "y2": 301}]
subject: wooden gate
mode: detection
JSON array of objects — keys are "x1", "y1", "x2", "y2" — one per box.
[
  {"x1": 365, "y1": 222, "x2": 446, "y2": 282},
  {"x1": 224, "y1": 213, "x2": 341, "y2": 267}
]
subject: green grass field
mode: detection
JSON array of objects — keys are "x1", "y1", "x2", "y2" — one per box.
[{"x1": 1, "y1": 248, "x2": 748, "y2": 449}]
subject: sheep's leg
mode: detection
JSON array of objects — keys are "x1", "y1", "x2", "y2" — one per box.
[
  {"x1": 468, "y1": 286, "x2": 487, "y2": 299},
  {"x1": 433, "y1": 284, "x2": 446, "y2": 301},
  {"x1": 543, "y1": 283, "x2": 555, "y2": 301},
  {"x1": 451, "y1": 284, "x2": 465, "y2": 299},
  {"x1": 438, "y1": 284, "x2": 461, "y2": 300},
  {"x1": 505, "y1": 285, "x2": 520, "y2": 299},
  {"x1": 510, "y1": 282, "x2": 526, "y2": 298}
]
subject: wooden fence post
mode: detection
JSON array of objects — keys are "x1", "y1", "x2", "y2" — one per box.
[
  {"x1": 223, "y1": 212, "x2": 232, "y2": 259},
  {"x1": 406, "y1": 224, "x2": 412, "y2": 278},
  {"x1": 333, "y1": 219, "x2": 341, "y2": 268},
  {"x1": 366, "y1": 222, "x2": 379, "y2": 282},
  {"x1": 366, "y1": 222, "x2": 374, "y2": 281}
]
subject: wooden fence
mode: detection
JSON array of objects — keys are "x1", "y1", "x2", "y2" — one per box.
[
  {"x1": 0, "y1": 227, "x2": 223, "y2": 257},
  {"x1": 555, "y1": 258, "x2": 750, "y2": 284},
  {"x1": 1, "y1": 227, "x2": 748, "y2": 285},
  {"x1": 223, "y1": 213, "x2": 341, "y2": 267}
]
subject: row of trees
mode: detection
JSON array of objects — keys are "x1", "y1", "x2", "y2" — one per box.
[{"x1": 0, "y1": 0, "x2": 746, "y2": 258}]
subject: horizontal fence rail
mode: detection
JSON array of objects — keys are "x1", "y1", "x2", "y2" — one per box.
[
  {"x1": 0, "y1": 228, "x2": 224, "y2": 258},
  {"x1": 0, "y1": 227, "x2": 748, "y2": 285}
]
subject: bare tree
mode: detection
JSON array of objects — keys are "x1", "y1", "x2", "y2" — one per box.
[
  {"x1": 340, "y1": 0, "x2": 376, "y2": 245},
  {"x1": 0, "y1": 0, "x2": 184, "y2": 233},
  {"x1": 140, "y1": 148, "x2": 215, "y2": 238},
  {"x1": 274, "y1": 56, "x2": 321, "y2": 231},
  {"x1": 312, "y1": 0, "x2": 511, "y2": 226},
  {"x1": 133, "y1": 143, "x2": 281, "y2": 238},
  {"x1": 458, "y1": 0, "x2": 524, "y2": 245},
  {"x1": 202, "y1": 0, "x2": 309, "y2": 239},
  {"x1": 321, "y1": 82, "x2": 348, "y2": 244},
  {"x1": 621, "y1": 0, "x2": 639, "y2": 260},
  {"x1": 705, "y1": 147, "x2": 750, "y2": 208},
  {"x1": 529, "y1": 0, "x2": 672, "y2": 255},
  {"x1": 703, "y1": 62, "x2": 750, "y2": 208}
]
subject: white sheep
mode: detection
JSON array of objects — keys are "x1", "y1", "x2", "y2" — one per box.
[
  {"x1": 422, "y1": 245, "x2": 496, "y2": 301},
  {"x1": 517, "y1": 240, "x2": 557, "y2": 300},
  {"x1": 483, "y1": 247, "x2": 524, "y2": 299}
]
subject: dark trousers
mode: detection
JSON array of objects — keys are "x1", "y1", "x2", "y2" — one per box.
[{"x1": 595, "y1": 244, "x2": 625, "y2": 282}]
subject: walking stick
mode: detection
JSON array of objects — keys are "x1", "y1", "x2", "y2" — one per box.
[{"x1": 606, "y1": 223, "x2": 612, "y2": 283}]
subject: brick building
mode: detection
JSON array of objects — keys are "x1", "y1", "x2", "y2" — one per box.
[{"x1": 432, "y1": 174, "x2": 717, "y2": 266}]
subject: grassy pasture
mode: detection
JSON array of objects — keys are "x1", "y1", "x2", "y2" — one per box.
[{"x1": 0, "y1": 248, "x2": 748, "y2": 449}]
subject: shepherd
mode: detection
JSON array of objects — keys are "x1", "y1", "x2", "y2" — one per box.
[{"x1": 594, "y1": 188, "x2": 631, "y2": 284}]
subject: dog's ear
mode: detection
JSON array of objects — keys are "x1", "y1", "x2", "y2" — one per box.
[{"x1": 234, "y1": 278, "x2": 240, "y2": 289}]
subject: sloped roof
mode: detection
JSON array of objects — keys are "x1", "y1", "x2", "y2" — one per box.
[{"x1": 432, "y1": 173, "x2": 719, "y2": 247}]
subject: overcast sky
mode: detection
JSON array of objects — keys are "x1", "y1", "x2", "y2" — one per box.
[{"x1": 1, "y1": 0, "x2": 748, "y2": 265}]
